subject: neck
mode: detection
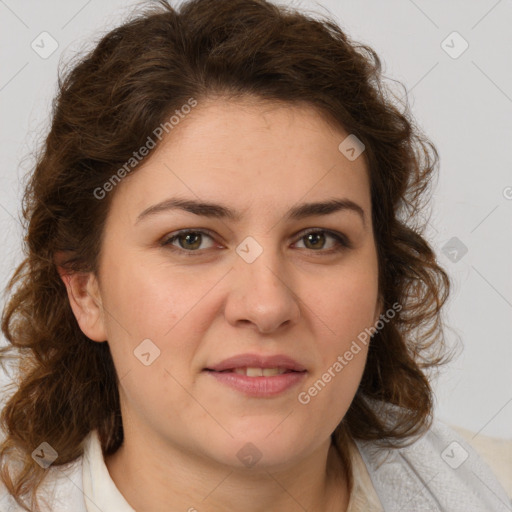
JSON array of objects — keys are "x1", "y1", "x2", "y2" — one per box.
[{"x1": 104, "y1": 423, "x2": 351, "y2": 512}]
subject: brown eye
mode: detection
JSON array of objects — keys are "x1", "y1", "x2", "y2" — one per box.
[
  {"x1": 294, "y1": 229, "x2": 351, "y2": 252},
  {"x1": 303, "y1": 232, "x2": 326, "y2": 250},
  {"x1": 177, "y1": 232, "x2": 202, "y2": 250},
  {"x1": 162, "y1": 230, "x2": 215, "y2": 252},
  {"x1": 161, "y1": 228, "x2": 351, "y2": 257}
]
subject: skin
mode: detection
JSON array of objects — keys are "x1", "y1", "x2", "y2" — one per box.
[{"x1": 61, "y1": 96, "x2": 382, "y2": 512}]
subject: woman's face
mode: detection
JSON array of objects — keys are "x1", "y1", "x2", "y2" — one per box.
[{"x1": 84, "y1": 98, "x2": 381, "y2": 470}]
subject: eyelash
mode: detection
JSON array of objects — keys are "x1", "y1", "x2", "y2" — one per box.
[{"x1": 160, "y1": 228, "x2": 352, "y2": 257}]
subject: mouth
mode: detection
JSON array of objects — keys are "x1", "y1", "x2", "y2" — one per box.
[
  {"x1": 203, "y1": 367, "x2": 305, "y2": 377},
  {"x1": 204, "y1": 353, "x2": 307, "y2": 373},
  {"x1": 202, "y1": 363, "x2": 307, "y2": 397}
]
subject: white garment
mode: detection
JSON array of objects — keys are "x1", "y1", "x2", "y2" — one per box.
[{"x1": 1, "y1": 414, "x2": 510, "y2": 511}]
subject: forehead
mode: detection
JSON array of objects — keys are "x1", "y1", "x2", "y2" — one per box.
[
  {"x1": 165, "y1": 97, "x2": 356, "y2": 158},
  {"x1": 110, "y1": 97, "x2": 371, "y2": 220}
]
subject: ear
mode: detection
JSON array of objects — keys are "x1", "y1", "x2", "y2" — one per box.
[{"x1": 57, "y1": 267, "x2": 107, "y2": 342}]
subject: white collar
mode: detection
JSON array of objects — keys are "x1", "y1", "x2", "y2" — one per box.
[{"x1": 82, "y1": 430, "x2": 135, "y2": 512}]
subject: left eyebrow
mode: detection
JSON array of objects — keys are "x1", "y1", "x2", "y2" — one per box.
[
  {"x1": 135, "y1": 197, "x2": 367, "y2": 228},
  {"x1": 287, "y1": 199, "x2": 366, "y2": 228}
]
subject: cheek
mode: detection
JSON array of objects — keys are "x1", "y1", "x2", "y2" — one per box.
[
  {"x1": 100, "y1": 251, "x2": 200, "y2": 339},
  {"x1": 299, "y1": 270, "x2": 376, "y2": 429},
  {"x1": 309, "y1": 263, "x2": 379, "y2": 354},
  {"x1": 99, "y1": 260, "x2": 206, "y2": 417},
  {"x1": 96, "y1": 261, "x2": 196, "y2": 393}
]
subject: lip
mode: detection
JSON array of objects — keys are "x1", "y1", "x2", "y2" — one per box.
[
  {"x1": 204, "y1": 353, "x2": 307, "y2": 372},
  {"x1": 203, "y1": 353, "x2": 307, "y2": 398},
  {"x1": 205, "y1": 370, "x2": 307, "y2": 397}
]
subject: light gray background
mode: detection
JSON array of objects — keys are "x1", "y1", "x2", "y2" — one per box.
[{"x1": 0, "y1": 0, "x2": 510, "y2": 438}]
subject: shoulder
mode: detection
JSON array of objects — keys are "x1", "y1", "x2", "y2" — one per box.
[
  {"x1": 448, "y1": 423, "x2": 512, "y2": 499},
  {"x1": 0, "y1": 454, "x2": 87, "y2": 512},
  {"x1": 354, "y1": 414, "x2": 512, "y2": 512}
]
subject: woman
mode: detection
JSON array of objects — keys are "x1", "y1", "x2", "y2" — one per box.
[{"x1": 0, "y1": 0, "x2": 508, "y2": 510}]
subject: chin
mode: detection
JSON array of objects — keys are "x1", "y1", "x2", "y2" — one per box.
[{"x1": 204, "y1": 426, "x2": 313, "y2": 471}]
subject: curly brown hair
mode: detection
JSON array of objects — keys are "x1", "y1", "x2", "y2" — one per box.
[{"x1": 0, "y1": 0, "x2": 455, "y2": 509}]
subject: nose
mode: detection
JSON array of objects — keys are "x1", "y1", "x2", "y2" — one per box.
[{"x1": 224, "y1": 246, "x2": 301, "y2": 334}]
